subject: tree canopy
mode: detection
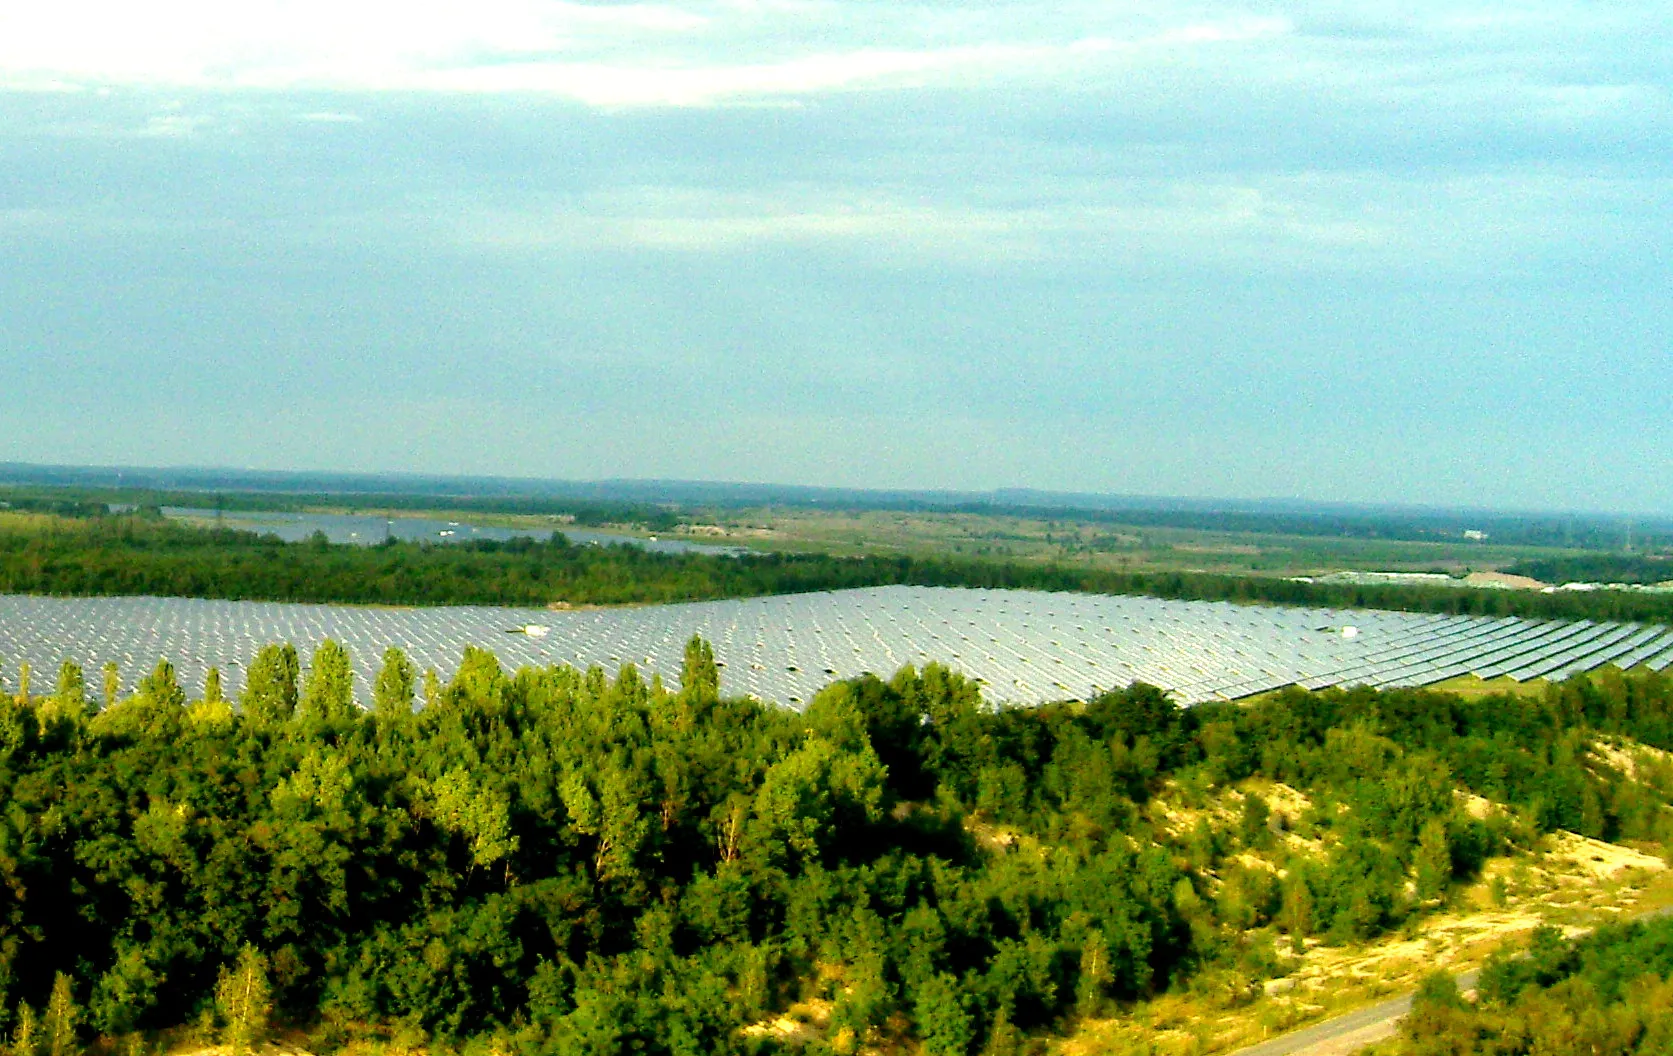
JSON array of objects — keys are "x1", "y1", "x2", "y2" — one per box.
[{"x1": 4, "y1": 642, "x2": 1673, "y2": 1054}]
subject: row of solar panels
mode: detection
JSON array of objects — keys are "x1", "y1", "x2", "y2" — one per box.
[{"x1": 0, "y1": 588, "x2": 1668, "y2": 708}]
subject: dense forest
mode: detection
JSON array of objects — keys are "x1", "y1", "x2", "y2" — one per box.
[
  {"x1": 1504, "y1": 553, "x2": 1673, "y2": 587},
  {"x1": 1385, "y1": 917, "x2": 1673, "y2": 1055},
  {"x1": 2, "y1": 513, "x2": 1672, "y2": 625},
  {"x1": 5, "y1": 641, "x2": 1673, "y2": 1054}
]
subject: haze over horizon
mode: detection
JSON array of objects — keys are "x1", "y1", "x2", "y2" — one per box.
[{"x1": 3, "y1": 2, "x2": 1668, "y2": 514}]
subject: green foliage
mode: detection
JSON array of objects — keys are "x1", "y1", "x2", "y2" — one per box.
[
  {"x1": 0, "y1": 647, "x2": 1670, "y2": 1054},
  {"x1": 1396, "y1": 918, "x2": 1673, "y2": 1055},
  {"x1": 242, "y1": 643, "x2": 299, "y2": 726},
  {"x1": 188, "y1": 667, "x2": 234, "y2": 730},
  {"x1": 1410, "y1": 970, "x2": 1464, "y2": 1013},
  {"x1": 11, "y1": 1002, "x2": 37, "y2": 1056},
  {"x1": 51, "y1": 662, "x2": 86, "y2": 718},
  {"x1": 373, "y1": 647, "x2": 416, "y2": 721},
  {"x1": 1506, "y1": 553, "x2": 1673, "y2": 586},
  {"x1": 1, "y1": 512, "x2": 1670, "y2": 622},
  {"x1": 1413, "y1": 817, "x2": 1452, "y2": 902},
  {"x1": 913, "y1": 973, "x2": 975, "y2": 1056},
  {"x1": 427, "y1": 768, "x2": 519, "y2": 871},
  {"x1": 41, "y1": 976, "x2": 77, "y2": 1056},
  {"x1": 680, "y1": 636, "x2": 719, "y2": 704},
  {"x1": 100, "y1": 662, "x2": 118, "y2": 711},
  {"x1": 300, "y1": 639, "x2": 357, "y2": 730},
  {"x1": 215, "y1": 946, "x2": 271, "y2": 1056}
]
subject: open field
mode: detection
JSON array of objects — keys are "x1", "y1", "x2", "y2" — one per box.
[
  {"x1": 156, "y1": 499, "x2": 1612, "y2": 584},
  {"x1": 7, "y1": 476, "x2": 1649, "y2": 584},
  {"x1": 651, "y1": 507, "x2": 1592, "y2": 580}
]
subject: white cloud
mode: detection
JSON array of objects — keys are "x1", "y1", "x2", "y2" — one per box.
[
  {"x1": 0, "y1": 1, "x2": 1304, "y2": 105},
  {"x1": 0, "y1": 1, "x2": 702, "y2": 90},
  {"x1": 433, "y1": 168, "x2": 1665, "y2": 273}
]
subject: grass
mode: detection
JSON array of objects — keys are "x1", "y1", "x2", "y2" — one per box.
[{"x1": 1424, "y1": 675, "x2": 1552, "y2": 701}]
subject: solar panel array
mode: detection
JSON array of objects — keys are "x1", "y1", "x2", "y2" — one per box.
[{"x1": 0, "y1": 586, "x2": 1668, "y2": 708}]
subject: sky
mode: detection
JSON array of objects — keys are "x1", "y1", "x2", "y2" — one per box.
[{"x1": 0, "y1": 2, "x2": 1668, "y2": 513}]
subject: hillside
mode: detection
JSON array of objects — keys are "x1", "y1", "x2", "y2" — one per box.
[{"x1": 6, "y1": 649, "x2": 1673, "y2": 1055}]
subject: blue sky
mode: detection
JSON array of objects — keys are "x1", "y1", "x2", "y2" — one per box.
[{"x1": 1, "y1": 2, "x2": 1668, "y2": 512}]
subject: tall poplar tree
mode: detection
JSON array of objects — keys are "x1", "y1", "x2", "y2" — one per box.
[
  {"x1": 373, "y1": 646, "x2": 416, "y2": 722},
  {"x1": 300, "y1": 639, "x2": 356, "y2": 728},
  {"x1": 242, "y1": 644, "x2": 299, "y2": 726}
]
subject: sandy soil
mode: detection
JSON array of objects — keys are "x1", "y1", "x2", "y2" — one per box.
[{"x1": 1057, "y1": 775, "x2": 1670, "y2": 1056}]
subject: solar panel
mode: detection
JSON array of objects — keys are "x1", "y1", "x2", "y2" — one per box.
[
  {"x1": 1499, "y1": 623, "x2": 1644, "y2": 683},
  {"x1": 0, "y1": 587, "x2": 1663, "y2": 709}
]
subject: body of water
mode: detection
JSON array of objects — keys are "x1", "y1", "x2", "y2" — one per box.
[{"x1": 163, "y1": 508, "x2": 745, "y2": 556}]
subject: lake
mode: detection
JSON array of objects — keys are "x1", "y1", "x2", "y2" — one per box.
[{"x1": 163, "y1": 508, "x2": 746, "y2": 556}]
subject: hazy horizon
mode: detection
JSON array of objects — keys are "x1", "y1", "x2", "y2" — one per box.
[
  {"x1": 3, "y1": 3, "x2": 1669, "y2": 513},
  {"x1": 8, "y1": 458, "x2": 1671, "y2": 522}
]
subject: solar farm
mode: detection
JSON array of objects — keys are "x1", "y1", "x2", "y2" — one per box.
[{"x1": 2, "y1": 585, "x2": 1670, "y2": 707}]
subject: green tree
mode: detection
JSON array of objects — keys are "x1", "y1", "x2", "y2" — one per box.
[
  {"x1": 913, "y1": 973, "x2": 974, "y2": 1056},
  {"x1": 188, "y1": 666, "x2": 234, "y2": 729},
  {"x1": 1239, "y1": 791, "x2": 1272, "y2": 849},
  {"x1": 680, "y1": 635, "x2": 719, "y2": 704},
  {"x1": 136, "y1": 659, "x2": 186, "y2": 710},
  {"x1": 428, "y1": 767, "x2": 519, "y2": 872},
  {"x1": 747, "y1": 735, "x2": 886, "y2": 867},
  {"x1": 1411, "y1": 969, "x2": 1463, "y2": 1012},
  {"x1": 373, "y1": 647, "x2": 416, "y2": 721},
  {"x1": 1281, "y1": 874, "x2": 1314, "y2": 954},
  {"x1": 37, "y1": 662, "x2": 87, "y2": 729},
  {"x1": 90, "y1": 659, "x2": 187, "y2": 739},
  {"x1": 242, "y1": 644, "x2": 299, "y2": 726},
  {"x1": 42, "y1": 974, "x2": 78, "y2": 1056},
  {"x1": 1076, "y1": 930, "x2": 1112, "y2": 1018},
  {"x1": 11, "y1": 1002, "x2": 38, "y2": 1056},
  {"x1": 53, "y1": 661, "x2": 86, "y2": 716},
  {"x1": 300, "y1": 639, "x2": 356, "y2": 729},
  {"x1": 214, "y1": 946, "x2": 271, "y2": 1056},
  {"x1": 561, "y1": 766, "x2": 646, "y2": 883},
  {"x1": 100, "y1": 661, "x2": 119, "y2": 711},
  {"x1": 1414, "y1": 817, "x2": 1453, "y2": 902}
]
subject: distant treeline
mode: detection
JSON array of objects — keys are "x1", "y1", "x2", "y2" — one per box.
[
  {"x1": 1, "y1": 515, "x2": 1672, "y2": 624},
  {"x1": 1504, "y1": 553, "x2": 1673, "y2": 586},
  {"x1": 0, "y1": 494, "x2": 113, "y2": 518},
  {"x1": 941, "y1": 503, "x2": 1668, "y2": 552},
  {"x1": 4, "y1": 638, "x2": 1673, "y2": 1054},
  {"x1": 1, "y1": 475, "x2": 1667, "y2": 552},
  {"x1": 0, "y1": 484, "x2": 684, "y2": 531}
]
